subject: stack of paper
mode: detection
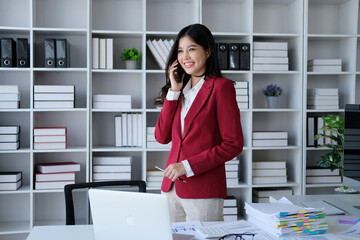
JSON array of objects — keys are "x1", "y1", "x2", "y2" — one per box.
[
  {"x1": 252, "y1": 160, "x2": 287, "y2": 184},
  {"x1": 233, "y1": 81, "x2": 248, "y2": 109},
  {"x1": 253, "y1": 42, "x2": 289, "y2": 71},
  {"x1": 307, "y1": 59, "x2": 342, "y2": 72},
  {"x1": 146, "y1": 127, "x2": 171, "y2": 149},
  {"x1": 34, "y1": 85, "x2": 75, "y2": 109},
  {"x1": 225, "y1": 158, "x2": 239, "y2": 186},
  {"x1": 245, "y1": 197, "x2": 328, "y2": 237},
  {"x1": 146, "y1": 169, "x2": 163, "y2": 188},
  {"x1": 35, "y1": 162, "x2": 80, "y2": 190},
  {"x1": 252, "y1": 131, "x2": 288, "y2": 147},
  {"x1": 0, "y1": 85, "x2": 20, "y2": 109},
  {"x1": 307, "y1": 88, "x2": 339, "y2": 110},
  {"x1": 252, "y1": 188, "x2": 293, "y2": 203},
  {"x1": 93, "y1": 94, "x2": 131, "y2": 109},
  {"x1": 223, "y1": 196, "x2": 238, "y2": 221},
  {"x1": 92, "y1": 156, "x2": 132, "y2": 181},
  {"x1": 0, "y1": 171, "x2": 22, "y2": 191},
  {"x1": 0, "y1": 125, "x2": 20, "y2": 150},
  {"x1": 33, "y1": 127, "x2": 67, "y2": 150}
]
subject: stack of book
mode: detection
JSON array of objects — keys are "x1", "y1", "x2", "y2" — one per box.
[
  {"x1": 223, "y1": 196, "x2": 238, "y2": 221},
  {"x1": 146, "y1": 127, "x2": 171, "y2": 149},
  {"x1": 93, "y1": 94, "x2": 131, "y2": 109},
  {"x1": 252, "y1": 160, "x2": 287, "y2": 184},
  {"x1": 0, "y1": 125, "x2": 20, "y2": 150},
  {"x1": 234, "y1": 81, "x2": 248, "y2": 109},
  {"x1": 0, "y1": 171, "x2": 22, "y2": 191},
  {"x1": 253, "y1": 41, "x2": 289, "y2": 71},
  {"x1": 93, "y1": 156, "x2": 132, "y2": 181},
  {"x1": 146, "y1": 38, "x2": 174, "y2": 69},
  {"x1": 146, "y1": 169, "x2": 163, "y2": 188},
  {"x1": 306, "y1": 168, "x2": 341, "y2": 184},
  {"x1": 35, "y1": 162, "x2": 80, "y2": 190},
  {"x1": 0, "y1": 85, "x2": 20, "y2": 109},
  {"x1": 245, "y1": 198, "x2": 328, "y2": 237},
  {"x1": 252, "y1": 188, "x2": 293, "y2": 203},
  {"x1": 307, "y1": 116, "x2": 334, "y2": 147},
  {"x1": 114, "y1": 113, "x2": 142, "y2": 147},
  {"x1": 252, "y1": 131, "x2": 288, "y2": 147},
  {"x1": 92, "y1": 38, "x2": 113, "y2": 69},
  {"x1": 225, "y1": 158, "x2": 239, "y2": 186},
  {"x1": 307, "y1": 88, "x2": 339, "y2": 110},
  {"x1": 307, "y1": 59, "x2": 342, "y2": 72},
  {"x1": 34, "y1": 85, "x2": 75, "y2": 109},
  {"x1": 33, "y1": 127, "x2": 67, "y2": 150}
]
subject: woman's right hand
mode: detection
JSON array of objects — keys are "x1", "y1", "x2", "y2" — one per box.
[{"x1": 169, "y1": 60, "x2": 183, "y2": 92}]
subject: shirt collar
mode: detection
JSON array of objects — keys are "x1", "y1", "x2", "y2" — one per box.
[{"x1": 183, "y1": 76, "x2": 205, "y2": 97}]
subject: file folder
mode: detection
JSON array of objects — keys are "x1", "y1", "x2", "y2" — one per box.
[
  {"x1": 229, "y1": 43, "x2": 240, "y2": 70},
  {"x1": 240, "y1": 43, "x2": 250, "y2": 70},
  {"x1": 16, "y1": 38, "x2": 29, "y2": 68},
  {"x1": 56, "y1": 39, "x2": 69, "y2": 68},
  {"x1": 1, "y1": 38, "x2": 16, "y2": 67},
  {"x1": 217, "y1": 43, "x2": 229, "y2": 70},
  {"x1": 44, "y1": 39, "x2": 55, "y2": 68}
]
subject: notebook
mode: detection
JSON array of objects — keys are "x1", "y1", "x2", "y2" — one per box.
[{"x1": 88, "y1": 188, "x2": 173, "y2": 240}]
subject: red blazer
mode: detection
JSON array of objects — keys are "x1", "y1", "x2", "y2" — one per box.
[{"x1": 155, "y1": 75, "x2": 244, "y2": 199}]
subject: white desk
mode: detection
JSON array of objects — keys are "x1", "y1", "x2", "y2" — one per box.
[{"x1": 26, "y1": 194, "x2": 360, "y2": 240}]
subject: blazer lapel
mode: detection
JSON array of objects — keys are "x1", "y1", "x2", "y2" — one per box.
[{"x1": 182, "y1": 76, "x2": 214, "y2": 140}]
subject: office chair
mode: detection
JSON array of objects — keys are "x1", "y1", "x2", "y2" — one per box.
[{"x1": 64, "y1": 180, "x2": 146, "y2": 225}]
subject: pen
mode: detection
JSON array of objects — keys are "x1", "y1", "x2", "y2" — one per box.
[{"x1": 155, "y1": 166, "x2": 187, "y2": 183}]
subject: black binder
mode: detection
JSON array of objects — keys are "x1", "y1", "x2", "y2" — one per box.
[
  {"x1": 229, "y1": 43, "x2": 240, "y2": 70},
  {"x1": 239, "y1": 43, "x2": 250, "y2": 70},
  {"x1": 217, "y1": 43, "x2": 228, "y2": 70},
  {"x1": 44, "y1": 39, "x2": 56, "y2": 68},
  {"x1": 56, "y1": 39, "x2": 69, "y2": 68},
  {"x1": 1, "y1": 38, "x2": 16, "y2": 67},
  {"x1": 16, "y1": 38, "x2": 29, "y2": 68}
]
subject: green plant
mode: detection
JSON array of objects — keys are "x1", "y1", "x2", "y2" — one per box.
[
  {"x1": 262, "y1": 83, "x2": 282, "y2": 96},
  {"x1": 121, "y1": 48, "x2": 141, "y2": 62},
  {"x1": 314, "y1": 115, "x2": 346, "y2": 188}
]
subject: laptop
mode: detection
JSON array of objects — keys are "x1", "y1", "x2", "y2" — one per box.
[{"x1": 88, "y1": 188, "x2": 173, "y2": 240}]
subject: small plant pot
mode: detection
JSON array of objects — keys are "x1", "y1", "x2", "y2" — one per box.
[
  {"x1": 266, "y1": 96, "x2": 279, "y2": 109},
  {"x1": 125, "y1": 60, "x2": 138, "y2": 69}
]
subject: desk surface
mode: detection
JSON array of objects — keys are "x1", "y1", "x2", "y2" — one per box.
[{"x1": 26, "y1": 194, "x2": 360, "y2": 240}]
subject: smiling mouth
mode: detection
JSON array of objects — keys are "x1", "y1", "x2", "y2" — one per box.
[{"x1": 184, "y1": 62, "x2": 194, "y2": 68}]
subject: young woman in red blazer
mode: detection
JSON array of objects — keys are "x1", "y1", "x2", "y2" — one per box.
[{"x1": 155, "y1": 24, "x2": 244, "y2": 222}]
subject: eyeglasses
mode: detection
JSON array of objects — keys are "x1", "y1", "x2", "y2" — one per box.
[{"x1": 218, "y1": 232, "x2": 255, "y2": 240}]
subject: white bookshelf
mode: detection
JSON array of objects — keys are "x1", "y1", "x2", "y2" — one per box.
[
  {"x1": 0, "y1": 0, "x2": 358, "y2": 239},
  {"x1": 303, "y1": 0, "x2": 359, "y2": 194}
]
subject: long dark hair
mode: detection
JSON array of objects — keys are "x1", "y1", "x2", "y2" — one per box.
[{"x1": 159, "y1": 24, "x2": 222, "y2": 100}]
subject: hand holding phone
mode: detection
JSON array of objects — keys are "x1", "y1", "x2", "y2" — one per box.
[{"x1": 169, "y1": 60, "x2": 184, "y2": 91}]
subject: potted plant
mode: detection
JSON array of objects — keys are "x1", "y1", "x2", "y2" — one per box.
[
  {"x1": 314, "y1": 115, "x2": 357, "y2": 193},
  {"x1": 262, "y1": 83, "x2": 282, "y2": 108},
  {"x1": 121, "y1": 48, "x2": 141, "y2": 69}
]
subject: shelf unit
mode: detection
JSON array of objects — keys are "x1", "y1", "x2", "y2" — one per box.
[
  {"x1": 0, "y1": 0, "x2": 358, "y2": 239},
  {"x1": 302, "y1": 0, "x2": 360, "y2": 194}
]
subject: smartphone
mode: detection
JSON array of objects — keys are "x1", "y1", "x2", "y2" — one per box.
[{"x1": 175, "y1": 64, "x2": 185, "y2": 83}]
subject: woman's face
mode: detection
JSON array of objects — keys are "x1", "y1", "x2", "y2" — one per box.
[{"x1": 177, "y1": 36, "x2": 210, "y2": 77}]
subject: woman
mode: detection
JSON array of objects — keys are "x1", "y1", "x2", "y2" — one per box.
[{"x1": 155, "y1": 23, "x2": 244, "y2": 222}]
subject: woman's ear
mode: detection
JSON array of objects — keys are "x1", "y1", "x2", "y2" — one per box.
[{"x1": 206, "y1": 49, "x2": 211, "y2": 59}]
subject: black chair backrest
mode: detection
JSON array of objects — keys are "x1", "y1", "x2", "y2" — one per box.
[{"x1": 64, "y1": 180, "x2": 146, "y2": 225}]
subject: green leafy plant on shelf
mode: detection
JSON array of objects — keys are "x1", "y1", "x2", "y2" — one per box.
[
  {"x1": 314, "y1": 115, "x2": 347, "y2": 190},
  {"x1": 121, "y1": 48, "x2": 141, "y2": 62}
]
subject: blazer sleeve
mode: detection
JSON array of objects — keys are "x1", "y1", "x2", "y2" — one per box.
[
  {"x1": 154, "y1": 98, "x2": 179, "y2": 144},
  {"x1": 187, "y1": 79, "x2": 244, "y2": 175}
]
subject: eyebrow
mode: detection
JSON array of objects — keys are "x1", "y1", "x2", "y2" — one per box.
[{"x1": 178, "y1": 44, "x2": 198, "y2": 49}]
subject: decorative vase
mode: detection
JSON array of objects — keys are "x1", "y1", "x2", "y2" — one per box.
[
  {"x1": 266, "y1": 96, "x2": 279, "y2": 109},
  {"x1": 125, "y1": 60, "x2": 138, "y2": 69}
]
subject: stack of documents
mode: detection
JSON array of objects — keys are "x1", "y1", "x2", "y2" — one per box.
[{"x1": 245, "y1": 197, "x2": 328, "y2": 237}]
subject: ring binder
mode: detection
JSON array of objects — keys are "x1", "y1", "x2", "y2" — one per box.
[
  {"x1": 1, "y1": 38, "x2": 16, "y2": 67},
  {"x1": 44, "y1": 39, "x2": 56, "y2": 68},
  {"x1": 56, "y1": 39, "x2": 69, "y2": 68},
  {"x1": 16, "y1": 38, "x2": 29, "y2": 68}
]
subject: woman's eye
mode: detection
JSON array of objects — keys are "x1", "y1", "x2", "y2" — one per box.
[
  {"x1": 189, "y1": 48, "x2": 195, "y2": 51},
  {"x1": 177, "y1": 49, "x2": 183, "y2": 53}
]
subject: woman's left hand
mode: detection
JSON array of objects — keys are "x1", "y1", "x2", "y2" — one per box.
[{"x1": 164, "y1": 163, "x2": 186, "y2": 182}]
